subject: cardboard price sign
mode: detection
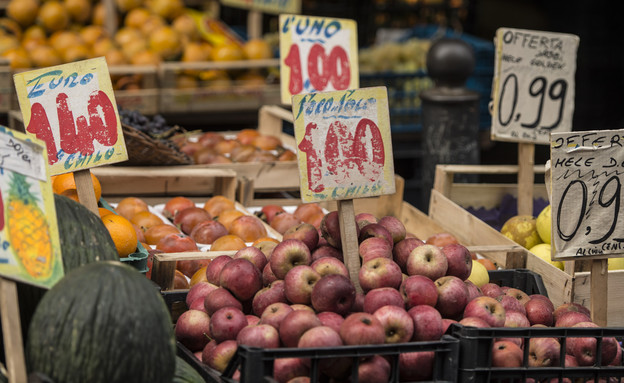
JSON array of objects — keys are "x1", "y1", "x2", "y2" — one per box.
[
  {"x1": 220, "y1": 0, "x2": 301, "y2": 14},
  {"x1": 0, "y1": 127, "x2": 63, "y2": 288},
  {"x1": 492, "y1": 28, "x2": 579, "y2": 144},
  {"x1": 280, "y1": 15, "x2": 359, "y2": 105},
  {"x1": 550, "y1": 129, "x2": 624, "y2": 260},
  {"x1": 14, "y1": 57, "x2": 128, "y2": 176},
  {"x1": 292, "y1": 87, "x2": 395, "y2": 203}
]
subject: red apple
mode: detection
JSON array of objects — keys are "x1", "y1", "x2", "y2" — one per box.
[
  {"x1": 435, "y1": 275, "x2": 469, "y2": 319},
  {"x1": 463, "y1": 296, "x2": 506, "y2": 327},
  {"x1": 442, "y1": 318, "x2": 458, "y2": 333},
  {"x1": 246, "y1": 314, "x2": 260, "y2": 326},
  {"x1": 204, "y1": 287, "x2": 243, "y2": 315},
  {"x1": 408, "y1": 305, "x2": 443, "y2": 341},
  {"x1": 504, "y1": 287, "x2": 531, "y2": 306},
  {"x1": 355, "y1": 212, "x2": 378, "y2": 231},
  {"x1": 186, "y1": 281, "x2": 218, "y2": 308},
  {"x1": 175, "y1": 309, "x2": 211, "y2": 352},
  {"x1": 442, "y1": 243, "x2": 473, "y2": 280},
  {"x1": 270, "y1": 239, "x2": 312, "y2": 280},
  {"x1": 378, "y1": 215, "x2": 406, "y2": 245},
  {"x1": 189, "y1": 297, "x2": 208, "y2": 311},
  {"x1": 400, "y1": 274, "x2": 438, "y2": 308},
  {"x1": 339, "y1": 312, "x2": 385, "y2": 345},
  {"x1": 359, "y1": 236, "x2": 393, "y2": 264},
  {"x1": 492, "y1": 340, "x2": 523, "y2": 367},
  {"x1": 209, "y1": 306, "x2": 248, "y2": 343},
  {"x1": 190, "y1": 219, "x2": 228, "y2": 244},
  {"x1": 279, "y1": 309, "x2": 321, "y2": 348},
  {"x1": 174, "y1": 207, "x2": 212, "y2": 234},
  {"x1": 459, "y1": 316, "x2": 491, "y2": 328},
  {"x1": 316, "y1": 311, "x2": 345, "y2": 334},
  {"x1": 311, "y1": 245, "x2": 343, "y2": 262},
  {"x1": 272, "y1": 357, "x2": 310, "y2": 383},
  {"x1": 357, "y1": 354, "x2": 391, "y2": 383},
  {"x1": 205, "y1": 339, "x2": 237, "y2": 373},
  {"x1": 351, "y1": 291, "x2": 365, "y2": 313},
  {"x1": 258, "y1": 302, "x2": 293, "y2": 331},
  {"x1": 293, "y1": 203, "x2": 324, "y2": 224},
  {"x1": 481, "y1": 283, "x2": 504, "y2": 299},
  {"x1": 363, "y1": 287, "x2": 405, "y2": 314},
  {"x1": 262, "y1": 262, "x2": 278, "y2": 286},
  {"x1": 283, "y1": 223, "x2": 319, "y2": 253},
  {"x1": 219, "y1": 258, "x2": 263, "y2": 301},
  {"x1": 406, "y1": 244, "x2": 448, "y2": 280},
  {"x1": 284, "y1": 265, "x2": 321, "y2": 305},
  {"x1": 254, "y1": 240, "x2": 278, "y2": 259},
  {"x1": 271, "y1": 212, "x2": 303, "y2": 235},
  {"x1": 257, "y1": 205, "x2": 285, "y2": 224},
  {"x1": 464, "y1": 280, "x2": 483, "y2": 302},
  {"x1": 233, "y1": 246, "x2": 268, "y2": 272},
  {"x1": 568, "y1": 321, "x2": 618, "y2": 366},
  {"x1": 528, "y1": 294, "x2": 555, "y2": 312},
  {"x1": 399, "y1": 351, "x2": 434, "y2": 381},
  {"x1": 553, "y1": 302, "x2": 591, "y2": 323},
  {"x1": 504, "y1": 310, "x2": 531, "y2": 328},
  {"x1": 252, "y1": 279, "x2": 287, "y2": 316},
  {"x1": 310, "y1": 274, "x2": 356, "y2": 316},
  {"x1": 524, "y1": 297, "x2": 554, "y2": 326},
  {"x1": 609, "y1": 342, "x2": 622, "y2": 366},
  {"x1": 528, "y1": 337, "x2": 561, "y2": 367},
  {"x1": 555, "y1": 310, "x2": 592, "y2": 327},
  {"x1": 237, "y1": 324, "x2": 280, "y2": 348},
  {"x1": 392, "y1": 237, "x2": 425, "y2": 272},
  {"x1": 310, "y1": 256, "x2": 348, "y2": 278},
  {"x1": 320, "y1": 211, "x2": 342, "y2": 248},
  {"x1": 358, "y1": 223, "x2": 393, "y2": 248},
  {"x1": 497, "y1": 294, "x2": 527, "y2": 316},
  {"x1": 201, "y1": 339, "x2": 217, "y2": 365},
  {"x1": 358, "y1": 257, "x2": 403, "y2": 292},
  {"x1": 297, "y1": 326, "x2": 349, "y2": 377},
  {"x1": 373, "y1": 304, "x2": 416, "y2": 343},
  {"x1": 204, "y1": 254, "x2": 232, "y2": 285}
]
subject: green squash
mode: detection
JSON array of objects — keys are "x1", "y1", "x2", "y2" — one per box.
[
  {"x1": 172, "y1": 356, "x2": 205, "y2": 383},
  {"x1": 54, "y1": 194, "x2": 119, "y2": 273},
  {"x1": 26, "y1": 261, "x2": 176, "y2": 383}
]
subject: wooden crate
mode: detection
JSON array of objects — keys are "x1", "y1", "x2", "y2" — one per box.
[
  {"x1": 109, "y1": 65, "x2": 160, "y2": 115},
  {"x1": 0, "y1": 58, "x2": 12, "y2": 113},
  {"x1": 432, "y1": 164, "x2": 624, "y2": 326},
  {"x1": 158, "y1": 59, "x2": 281, "y2": 114}
]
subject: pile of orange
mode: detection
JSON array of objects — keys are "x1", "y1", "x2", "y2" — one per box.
[{"x1": 51, "y1": 172, "x2": 102, "y2": 203}]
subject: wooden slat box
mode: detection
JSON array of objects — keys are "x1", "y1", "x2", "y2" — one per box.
[
  {"x1": 0, "y1": 58, "x2": 12, "y2": 113},
  {"x1": 109, "y1": 65, "x2": 160, "y2": 116},
  {"x1": 432, "y1": 164, "x2": 624, "y2": 326}
]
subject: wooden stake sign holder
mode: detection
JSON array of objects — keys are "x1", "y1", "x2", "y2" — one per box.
[{"x1": 0, "y1": 278, "x2": 27, "y2": 383}]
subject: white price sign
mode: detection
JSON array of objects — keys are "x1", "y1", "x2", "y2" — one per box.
[
  {"x1": 492, "y1": 28, "x2": 579, "y2": 144},
  {"x1": 0, "y1": 129, "x2": 46, "y2": 181},
  {"x1": 551, "y1": 129, "x2": 624, "y2": 260}
]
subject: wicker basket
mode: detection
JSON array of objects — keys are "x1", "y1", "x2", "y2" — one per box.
[{"x1": 120, "y1": 123, "x2": 192, "y2": 166}]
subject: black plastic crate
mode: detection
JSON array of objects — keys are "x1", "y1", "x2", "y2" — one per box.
[
  {"x1": 221, "y1": 336, "x2": 459, "y2": 383},
  {"x1": 487, "y1": 268, "x2": 548, "y2": 297},
  {"x1": 450, "y1": 324, "x2": 624, "y2": 383}
]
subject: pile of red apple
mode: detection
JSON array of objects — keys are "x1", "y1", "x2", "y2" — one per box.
[{"x1": 172, "y1": 210, "x2": 623, "y2": 383}]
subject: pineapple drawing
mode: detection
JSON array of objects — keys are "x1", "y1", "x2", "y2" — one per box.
[{"x1": 7, "y1": 172, "x2": 53, "y2": 279}]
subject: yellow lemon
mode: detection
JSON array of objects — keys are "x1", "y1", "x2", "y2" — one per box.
[
  {"x1": 529, "y1": 243, "x2": 563, "y2": 270},
  {"x1": 501, "y1": 215, "x2": 543, "y2": 250},
  {"x1": 468, "y1": 259, "x2": 489, "y2": 287},
  {"x1": 536, "y1": 205, "x2": 552, "y2": 244},
  {"x1": 608, "y1": 257, "x2": 624, "y2": 270}
]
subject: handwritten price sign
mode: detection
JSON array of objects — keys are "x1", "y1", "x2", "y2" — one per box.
[
  {"x1": 280, "y1": 15, "x2": 359, "y2": 105},
  {"x1": 13, "y1": 57, "x2": 127, "y2": 176},
  {"x1": 492, "y1": 28, "x2": 579, "y2": 144},
  {"x1": 292, "y1": 87, "x2": 394, "y2": 203},
  {"x1": 551, "y1": 129, "x2": 624, "y2": 260},
  {"x1": 220, "y1": 0, "x2": 301, "y2": 14},
  {"x1": 0, "y1": 127, "x2": 63, "y2": 288}
]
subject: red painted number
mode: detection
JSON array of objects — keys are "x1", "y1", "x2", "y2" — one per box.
[
  {"x1": 26, "y1": 90, "x2": 118, "y2": 165},
  {"x1": 299, "y1": 119, "x2": 384, "y2": 192},
  {"x1": 285, "y1": 43, "x2": 351, "y2": 94}
]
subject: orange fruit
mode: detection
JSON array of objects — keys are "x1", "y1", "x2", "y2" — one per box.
[
  {"x1": 242, "y1": 39, "x2": 272, "y2": 60},
  {"x1": 124, "y1": 7, "x2": 151, "y2": 29},
  {"x1": 210, "y1": 234, "x2": 246, "y2": 251},
  {"x1": 130, "y1": 211, "x2": 164, "y2": 232},
  {"x1": 211, "y1": 43, "x2": 244, "y2": 62},
  {"x1": 7, "y1": 0, "x2": 39, "y2": 27},
  {"x1": 52, "y1": 172, "x2": 102, "y2": 201},
  {"x1": 236, "y1": 129, "x2": 260, "y2": 145},
  {"x1": 60, "y1": 189, "x2": 80, "y2": 202},
  {"x1": 91, "y1": 2, "x2": 105, "y2": 25},
  {"x1": 251, "y1": 237, "x2": 280, "y2": 246},
  {"x1": 215, "y1": 209, "x2": 244, "y2": 231},
  {"x1": 2, "y1": 47, "x2": 32, "y2": 69},
  {"x1": 102, "y1": 214, "x2": 138, "y2": 257},
  {"x1": 115, "y1": 196, "x2": 149, "y2": 220},
  {"x1": 99, "y1": 207, "x2": 114, "y2": 218},
  {"x1": 190, "y1": 265, "x2": 209, "y2": 286},
  {"x1": 149, "y1": 25, "x2": 182, "y2": 60},
  {"x1": 29, "y1": 45, "x2": 62, "y2": 68},
  {"x1": 476, "y1": 258, "x2": 497, "y2": 271},
  {"x1": 203, "y1": 195, "x2": 236, "y2": 218},
  {"x1": 144, "y1": 224, "x2": 180, "y2": 246},
  {"x1": 37, "y1": 1, "x2": 70, "y2": 33}
]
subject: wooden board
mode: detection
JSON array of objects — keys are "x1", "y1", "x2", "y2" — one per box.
[
  {"x1": 0, "y1": 58, "x2": 11, "y2": 113},
  {"x1": 109, "y1": 65, "x2": 159, "y2": 115}
]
